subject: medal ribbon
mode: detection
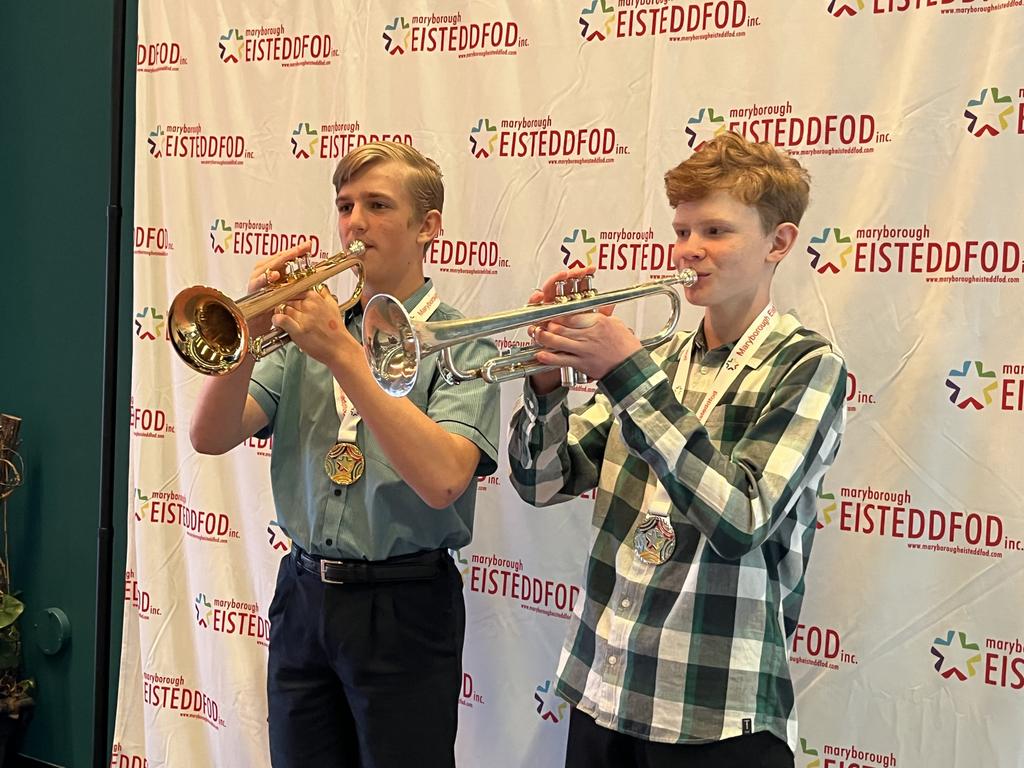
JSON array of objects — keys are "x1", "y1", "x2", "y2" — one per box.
[{"x1": 640, "y1": 303, "x2": 779, "y2": 537}]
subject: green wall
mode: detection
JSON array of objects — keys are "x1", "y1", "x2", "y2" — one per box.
[{"x1": 0, "y1": 2, "x2": 136, "y2": 765}]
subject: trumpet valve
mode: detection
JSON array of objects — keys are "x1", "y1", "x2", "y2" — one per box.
[{"x1": 554, "y1": 279, "x2": 570, "y2": 303}]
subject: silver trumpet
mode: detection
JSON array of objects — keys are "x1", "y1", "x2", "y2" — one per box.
[
  {"x1": 169, "y1": 240, "x2": 366, "y2": 376},
  {"x1": 362, "y1": 269, "x2": 698, "y2": 397}
]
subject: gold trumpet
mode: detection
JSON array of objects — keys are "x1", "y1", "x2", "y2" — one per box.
[
  {"x1": 169, "y1": 240, "x2": 366, "y2": 376},
  {"x1": 362, "y1": 269, "x2": 698, "y2": 397}
]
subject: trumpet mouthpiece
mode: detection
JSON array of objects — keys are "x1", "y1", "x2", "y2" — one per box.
[
  {"x1": 347, "y1": 240, "x2": 366, "y2": 258},
  {"x1": 679, "y1": 268, "x2": 698, "y2": 287}
]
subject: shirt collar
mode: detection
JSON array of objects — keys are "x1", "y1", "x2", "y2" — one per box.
[{"x1": 345, "y1": 278, "x2": 433, "y2": 324}]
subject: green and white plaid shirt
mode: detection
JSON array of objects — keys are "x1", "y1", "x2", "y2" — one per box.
[{"x1": 508, "y1": 312, "x2": 846, "y2": 750}]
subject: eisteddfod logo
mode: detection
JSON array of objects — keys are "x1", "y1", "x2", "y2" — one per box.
[
  {"x1": 209, "y1": 216, "x2": 322, "y2": 260},
  {"x1": 579, "y1": 0, "x2": 616, "y2": 41},
  {"x1": 684, "y1": 107, "x2": 727, "y2": 150},
  {"x1": 468, "y1": 115, "x2": 626, "y2": 164},
  {"x1": 382, "y1": 12, "x2": 524, "y2": 58},
  {"x1": 383, "y1": 17, "x2": 410, "y2": 54},
  {"x1": 796, "y1": 734, "x2": 898, "y2": 768},
  {"x1": 945, "y1": 361, "x2": 998, "y2": 410},
  {"x1": 807, "y1": 227, "x2": 852, "y2": 274},
  {"x1": 194, "y1": 593, "x2": 212, "y2": 628},
  {"x1": 209, "y1": 219, "x2": 233, "y2": 254},
  {"x1": 147, "y1": 126, "x2": 165, "y2": 158},
  {"x1": 561, "y1": 229, "x2": 596, "y2": 269},
  {"x1": 218, "y1": 24, "x2": 337, "y2": 67},
  {"x1": 816, "y1": 483, "x2": 1021, "y2": 558},
  {"x1": 469, "y1": 118, "x2": 499, "y2": 158},
  {"x1": 686, "y1": 100, "x2": 887, "y2": 157},
  {"x1": 827, "y1": 0, "x2": 864, "y2": 16},
  {"x1": 290, "y1": 123, "x2": 318, "y2": 158},
  {"x1": 134, "y1": 307, "x2": 164, "y2": 341},
  {"x1": 267, "y1": 522, "x2": 290, "y2": 552},
  {"x1": 147, "y1": 123, "x2": 251, "y2": 166},
  {"x1": 534, "y1": 679, "x2": 567, "y2": 723},
  {"x1": 805, "y1": 222, "x2": 1023, "y2": 284},
  {"x1": 218, "y1": 29, "x2": 244, "y2": 63},
  {"x1": 931, "y1": 630, "x2": 982, "y2": 681},
  {"x1": 930, "y1": 627, "x2": 1024, "y2": 691},
  {"x1": 579, "y1": 0, "x2": 753, "y2": 43},
  {"x1": 964, "y1": 87, "x2": 1016, "y2": 137},
  {"x1": 289, "y1": 120, "x2": 413, "y2": 160},
  {"x1": 815, "y1": 487, "x2": 837, "y2": 529}
]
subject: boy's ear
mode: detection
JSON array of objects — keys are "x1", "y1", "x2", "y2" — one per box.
[
  {"x1": 417, "y1": 209, "x2": 442, "y2": 246},
  {"x1": 766, "y1": 222, "x2": 798, "y2": 266}
]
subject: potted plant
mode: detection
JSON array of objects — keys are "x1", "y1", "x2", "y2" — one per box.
[{"x1": 0, "y1": 414, "x2": 34, "y2": 763}]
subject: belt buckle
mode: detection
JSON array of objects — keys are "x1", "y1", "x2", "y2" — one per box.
[{"x1": 319, "y1": 559, "x2": 345, "y2": 585}]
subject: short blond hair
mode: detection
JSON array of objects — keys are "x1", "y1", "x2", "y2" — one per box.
[
  {"x1": 664, "y1": 132, "x2": 810, "y2": 233},
  {"x1": 332, "y1": 141, "x2": 444, "y2": 217}
]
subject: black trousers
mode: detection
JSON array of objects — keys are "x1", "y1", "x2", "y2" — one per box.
[
  {"x1": 266, "y1": 550, "x2": 465, "y2": 768},
  {"x1": 565, "y1": 707, "x2": 795, "y2": 768}
]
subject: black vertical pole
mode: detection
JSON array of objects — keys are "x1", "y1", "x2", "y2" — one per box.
[{"x1": 94, "y1": 0, "x2": 127, "y2": 765}]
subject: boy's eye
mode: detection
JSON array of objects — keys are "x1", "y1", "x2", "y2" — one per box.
[{"x1": 337, "y1": 203, "x2": 352, "y2": 213}]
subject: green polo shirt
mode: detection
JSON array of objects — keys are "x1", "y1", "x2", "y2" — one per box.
[{"x1": 248, "y1": 279, "x2": 500, "y2": 560}]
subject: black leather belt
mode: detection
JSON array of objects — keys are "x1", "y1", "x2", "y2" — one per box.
[{"x1": 293, "y1": 546, "x2": 446, "y2": 585}]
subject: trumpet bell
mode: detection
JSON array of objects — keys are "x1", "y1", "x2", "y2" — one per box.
[
  {"x1": 169, "y1": 285, "x2": 248, "y2": 376},
  {"x1": 362, "y1": 294, "x2": 420, "y2": 397},
  {"x1": 168, "y1": 240, "x2": 366, "y2": 376}
]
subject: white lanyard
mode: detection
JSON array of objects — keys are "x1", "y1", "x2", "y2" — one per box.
[
  {"x1": 331, "y1": 286, "x2": 440, "y2": 442},
  {"x1": 646, "y1": 303, "x2": 779, "y2": 520}
]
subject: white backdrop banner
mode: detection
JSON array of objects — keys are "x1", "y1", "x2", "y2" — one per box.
[{"x1": 116, "y1": 2, "x2": 1024, "y2": 766}]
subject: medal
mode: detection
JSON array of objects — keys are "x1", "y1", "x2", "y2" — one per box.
[
  {"x1": 324, "y1": 442, "x2": 365, "y2": 485},
  {"x1": 633, "y1": 514, "x2": 676, "y2": 565}
]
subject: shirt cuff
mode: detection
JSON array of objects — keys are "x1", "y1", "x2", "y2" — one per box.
[
  {"x1": 597, "y1": 348, "x2": 668, "y2": 415},
  {"x1": 522, "y1": 378, "x2": 569, "y2": 418}
]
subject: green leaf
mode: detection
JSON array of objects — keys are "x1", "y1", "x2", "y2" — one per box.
[{"x1": 0, "y1": 595, "x2": 23, "y2": 630}]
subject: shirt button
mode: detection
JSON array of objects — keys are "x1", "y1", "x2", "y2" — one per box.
[
  {"x1": 333, "y1": 489, "x2": 342, "y2": 497},
  {"x1": 620, "y1": 598, "x2": 631, "y2": 609},
  {"x1": 608, "y1": 656, "x2": 617, "y2": 666},
  {"x1": 325, "y1": 538, "x2": 333, "y2": 546},
  {"x1": 700, "y1": 366, "x2": 709, "y2": 374}
]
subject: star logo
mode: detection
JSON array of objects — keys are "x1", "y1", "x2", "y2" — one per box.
[
  {"x1": 684, "y1": 107, "x2": 727, "y2": 150},
  {"x1": 290, "y1": 122, "x2": 319, "y2": 159},
  {"x1": 930, "y1": 630, "x2": 982, "y2": 681},
  {"x1": 134, "y1": 307, "x2": 165, "y2": 341},
  {"x1": 534, "y1": 680, "x2": 568, "y2": 723},
  {"x1": 454, "y1": 549, "x2": 470, "y2": 578},
  {"x1": 210, "y1": 219, "x2": 234, "y2": 254},
  {"x1": 579, "y1": 0, "x2": 616, "y2": 42},
  {"x1": 816, "y1": 488, "x2": 837, "y2": 529},
  {"x1": 807, "y1": 227, "x2": 853, "y2": 274},
  {"x1": 469, "y1": 118, "x2": 499, "y2": 158},
  {"x1": 798, "y1": 737, "x2": 822, "y2": 768},
  {"x1": 147, "y1": 126, "x2": 164, "y2": 158},
  {"x1": 134, "y1": 488, "x2": 150, "y2": 522},
  {"x1": 383, "y1": 17, "x2": 410, "y2": 55},
  {"x1": 267, "y1": 523, "x2": 291, "y2": 552},
  {"x1": 194, "y1": 593, "x2": 213, "y2": 628},
  {"x1": 219, "y1": 29, "x2": 244, "y2": 63},
  {"x1": 561, "y1": 229, "x2": 596, "y2": 269},
  {"x1": 945, "y1": 361, "x2": 998, "y2": 410},
  {"x1": 827, "y1": 0, "x2": 865, "y2": 16},
  {"x1": 964, "y1": 87, "x2": 1015, "y2": 137}
]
